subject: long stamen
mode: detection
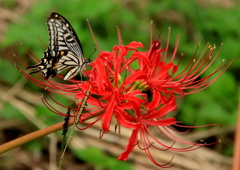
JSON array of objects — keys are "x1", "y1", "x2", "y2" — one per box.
[
  {"x1": 163, "y1": 27, "x2": 171, "y2": 62},
  {"x1": 149, "y1": 20, "x2": 153, "y2": 47},
  {"x1": 86, "y1": 19, "x2": 101, "y2": 52},
  {"x1": 116, "y1": 26, "x2": 123, "y2": 45}
]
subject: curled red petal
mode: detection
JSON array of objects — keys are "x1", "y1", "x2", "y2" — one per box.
[
  {"x1": 126, "y1": 41, "x2": 144, "y2": 48},
  {"x1": 144, "y1": 97, "x2": 177, "y2": 119},
  {"x1": 118, "y1": 129, "x2": 139, "y2": 161},
  {"x1": 101, "y1": 91, "x2": 117, "y2": 131}
]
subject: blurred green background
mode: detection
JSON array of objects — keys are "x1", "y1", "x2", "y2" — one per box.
[{"x1": 0, "y1": 0, "x2": 239, "y2": 169}]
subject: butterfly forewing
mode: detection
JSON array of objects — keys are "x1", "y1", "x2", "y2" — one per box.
[
  {"x1": 47, "y1": 13, "x2": 84, "y2": 58},
  {"x1": 27, "y1": 12, "x2": 90, "y2": 80}
]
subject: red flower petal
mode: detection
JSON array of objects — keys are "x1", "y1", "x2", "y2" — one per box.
[{"x1": 118, "y1": 129, "x2": 139, "y2": 161}]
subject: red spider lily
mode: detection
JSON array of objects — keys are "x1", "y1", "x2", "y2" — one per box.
[
  {"x1": 124, "y1": 39, "x2": 233, "y2": 99},
  {"x1": 116, "y1": 95, "x2": 213, "y2": 167},
  {"x1": 76, "y1": 42, "x2": 150, "y2": 132},
  {"x1": 73, "y1": 35, "x2": 228, "y2": 166},
  {"x1": 10, "y1": 26, "x2": 233, "y2": 167},
  {"x1": 76, "y1": 33, "x2": 232, "y2": 126},
  {"x1": 117, "y1": 96, "x2": 177, "y2": 168}
]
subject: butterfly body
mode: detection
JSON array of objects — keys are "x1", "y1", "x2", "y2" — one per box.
[{"x1": 27, "y1": 12, "x2": 90, "y2": 80}]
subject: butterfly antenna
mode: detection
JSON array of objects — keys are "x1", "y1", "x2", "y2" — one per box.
[{"x1": 88, "y1": 45, "x2": 97, "y2": 61}]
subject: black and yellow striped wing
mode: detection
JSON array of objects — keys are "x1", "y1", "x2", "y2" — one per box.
[{"x1": 27, "y1": 12, "x2": 90, "y2": 80}]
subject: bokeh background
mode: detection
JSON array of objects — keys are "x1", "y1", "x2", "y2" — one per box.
[{"x1": 0, "y1": 0, "x2": 239, "y2": 170}]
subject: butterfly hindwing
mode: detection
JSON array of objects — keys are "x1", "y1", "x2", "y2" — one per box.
[
  {"x1": 27, "y1": 12, "x2": 90, "y2": 80},
  {"x1": 27, "y1": 49, "x2": 57, "y2": 79}
]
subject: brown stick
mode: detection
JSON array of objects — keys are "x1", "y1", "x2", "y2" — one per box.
[
  {"x1": 0, "y1": 119, "x2": 74, "y2": 154},
  {"x1": 232, "y1": 89, "x2": 240, "y2": 170}
]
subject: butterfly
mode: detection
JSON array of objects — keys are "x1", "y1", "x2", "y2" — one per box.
[{"x1": 27, "y1": 12, "x2": 91, "y2": 80}]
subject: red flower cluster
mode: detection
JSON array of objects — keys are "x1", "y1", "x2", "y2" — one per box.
[{"x1": 12, "y1": 29, "x2": 232, "y2": 168}]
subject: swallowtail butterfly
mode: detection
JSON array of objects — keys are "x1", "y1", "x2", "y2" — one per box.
[{"x1": 27, "y1": 12, "x2": 91, "y2": 80}]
